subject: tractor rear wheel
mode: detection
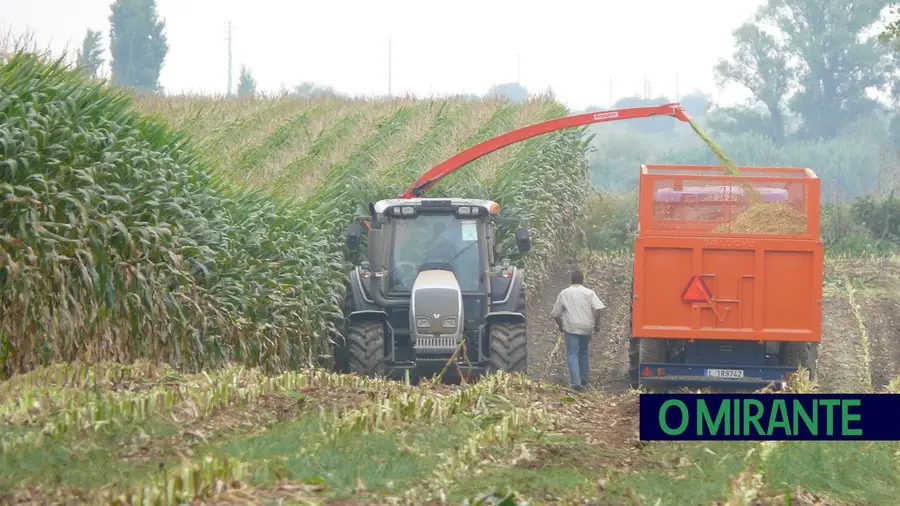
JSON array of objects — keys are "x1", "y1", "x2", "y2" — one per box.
[
  {"x1": 781, "y1": 341, "x2": 818, "y2": 379},
  {"x1": 346, "y1": 320, "x2": 386, "y2": 377}
]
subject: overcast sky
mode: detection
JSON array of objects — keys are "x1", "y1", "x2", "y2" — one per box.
[{"x1": 5, "y1": 0, "x2": 767, "y2": 110}]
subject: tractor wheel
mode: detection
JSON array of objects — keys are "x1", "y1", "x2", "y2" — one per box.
[
  {"x1": 489, "y1": 286, "x2": 528, "y2": 373},
  {"x1": 781, "y1": 341, "x2": 818, "y2": 379},
  {"x1": 489, "y1": 321, "x2": 528, "y2": 373},
  {"x1": 346, "y1": 320, "x2": 386, "y2": 377},
  {"x1": 333, "y1": 335, "x2": 350, "y2": 373},
  {"x1": 629, "y1": 338, "x2": 668, "y2": 389},
  {"x1": 333, "y1": 297, "x2": 352, "y2": 373}
]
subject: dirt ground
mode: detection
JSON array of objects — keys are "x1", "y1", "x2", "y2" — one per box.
[
  {"x1": 527, "y1": 252, "x2": 900, "y2": 394},
  {"x1": 526, "y1": 252, "x2": 635, "y2": 392}
]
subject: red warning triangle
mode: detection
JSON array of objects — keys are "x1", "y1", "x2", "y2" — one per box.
[
  {"x1": 641, "y1": 366, "x2": 653, "y2": 377},
  {"x1": 682, "y1": 276, "x2": 712, "y2": 302}
]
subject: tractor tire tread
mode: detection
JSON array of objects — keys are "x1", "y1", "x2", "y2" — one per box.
[
  {"x1": 489, "y1": 321, "x2": 528, "y2": 373},
  {"x1": 346, "y1": 320, "x2": 386, "y2": 377}
]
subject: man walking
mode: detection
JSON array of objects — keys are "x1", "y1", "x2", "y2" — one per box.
[{"x1": 550, "y1": 269, "x2": 605, "y2": 391}]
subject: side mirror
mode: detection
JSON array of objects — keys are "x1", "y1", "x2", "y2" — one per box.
[
  {"x1": 515, "y1": 226, "x2": 531, "y2": 253},
  {"x1": 346, "y1": 221, "x2": 362, "y2": 250}
]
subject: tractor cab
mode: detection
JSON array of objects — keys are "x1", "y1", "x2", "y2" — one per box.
[{"x1": 339, "y1": 198, "x2": 532, "y2": 380}]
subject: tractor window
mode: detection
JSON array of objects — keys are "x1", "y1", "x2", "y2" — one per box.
[{"x1": 388, "y1": 214, "x2": 482, "y2": 293}]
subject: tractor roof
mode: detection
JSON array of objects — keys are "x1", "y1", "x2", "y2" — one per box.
[{"x1": 373, "y1": 198, "x2": 501, "y2": 216}]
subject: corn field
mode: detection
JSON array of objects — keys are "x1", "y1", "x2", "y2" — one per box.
[{"x1": 0, "y1": 50, "x2": 591, "y2": 377}]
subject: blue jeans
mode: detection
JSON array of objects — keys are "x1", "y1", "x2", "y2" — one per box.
[{"x1": 565, "y1": 332, "x2": 591, "y2": 389}]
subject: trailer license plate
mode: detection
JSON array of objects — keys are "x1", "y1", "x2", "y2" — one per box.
[{"x1": 706, "y1": 368, "x2": 744, "y2": 378}]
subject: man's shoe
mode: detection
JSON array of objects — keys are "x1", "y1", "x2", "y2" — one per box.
[{"x1": 571, "y1": 385, "x2": 586, "y2": 392}]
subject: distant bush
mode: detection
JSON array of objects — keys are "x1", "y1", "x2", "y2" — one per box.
[
  {"x1": 579, "y1": 193, "x2": 900, "y2": 256},
  {"x1": 587, "y1": 115, "x2": 899, "y2": 202}
]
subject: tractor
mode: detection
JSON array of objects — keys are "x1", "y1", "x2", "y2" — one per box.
[{"x1": 335, "y1": 197, "x2": 532, "y2": 380}]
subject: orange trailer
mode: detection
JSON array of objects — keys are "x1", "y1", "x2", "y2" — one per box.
[{"x1": 629, "y1": 164, "x2": 823, "y2": 389}]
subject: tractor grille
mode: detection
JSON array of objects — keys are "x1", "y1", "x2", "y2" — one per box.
[{"x1": 416, "y1": 336, "x2": 460, "y2": 353}]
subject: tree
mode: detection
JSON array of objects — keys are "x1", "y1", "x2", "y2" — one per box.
[
  {"x1": 76, "y1": 29, "x2": 104, "y2": 79},
  {"x1": 713, "y1": 22, "x2": 792, "y2": 144},
  {"x1": 108, "y1": 0, "x2": 168, "y2": 92},
  {"x1": 879, "y1": 3, "x2": 900, "y2": 45},
  {"x1": 678, "y1": 90, "x2": 712, "y2": 118},
  {"x1": 769, "y1": 0, "x2": 894, "y2": 139},
  {"x1": 766, "y1": 0, "x2": 894, "y2": 140},
  {"x1": 237, "y1": 65, "x2": 256, "y2": 97},
  {"x1": 485, "y1": 82, "x2": 529, "y2": 103},
  {"x1": 611, "y1": 95, "x2": 675, "y2": 134},
  {"x1": 293, "y1": 81, "x2": 340, "y2": 98}
]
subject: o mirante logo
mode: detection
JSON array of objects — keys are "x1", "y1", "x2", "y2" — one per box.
[{"x1": 640, "y1": 394, "x2": 899, "y2": 441}]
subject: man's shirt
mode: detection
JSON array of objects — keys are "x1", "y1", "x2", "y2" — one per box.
[{"x1": 551, "y1": 284, "x2": 606, "y2": 335}]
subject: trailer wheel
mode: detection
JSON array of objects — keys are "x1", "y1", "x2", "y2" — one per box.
[
  {"x1": 781, "y1": 341, "x2": 818, "y2": 379},
  {"x1": 629, "y1": 338, "x2": 668, "y2": 389},
  {"x1": 346, "y1": 320, "x2": 386, "y2": 377},
  {"x1": 626, "y1": 280, "x2": 668, "y2": 388}
]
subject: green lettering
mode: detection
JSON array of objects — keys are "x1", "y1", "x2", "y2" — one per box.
[
  {"x1": 792, "y1": 399, "x2": 817, "y2": 436},
  {"x1": 767, "y1": 399, "x2": 791, "y2": 436},
  {"x1": 733, "y1": 396, "x2": 740, "y2": 436},
  {"x1": 743, "y1": 399, "x2": 765, "y2": 435},
  {"x1": 841, "y1": 399, "x2": 862, "y2": 436},
  {"x1": 820, "y1": 399, "x2": 840, "y2": 435},
  {"x1": 660, "y1": 400, "x2": 689, "y2": 435},
  {"x1": 698, "y1": 399, "x2": 729, "y2": 436}
]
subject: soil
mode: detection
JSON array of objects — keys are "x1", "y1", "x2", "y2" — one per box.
[
  {"x1": 861, "y1": 295, "x2": 900, "y2": 389},
  {"x1": 526, "y1": 252, "x2": 634, "y2": 392},
  {"x1": 526, "y1": 252, "x2": 900, "y2": 395}
]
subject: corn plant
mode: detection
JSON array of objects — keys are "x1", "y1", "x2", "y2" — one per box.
[{"x1": 0, "y1": 52, "x2": 343, "y2": 376}]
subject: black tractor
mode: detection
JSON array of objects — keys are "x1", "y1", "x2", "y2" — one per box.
[{"x1": 334, "y1": 197, "x2": 532, "y2": 381}]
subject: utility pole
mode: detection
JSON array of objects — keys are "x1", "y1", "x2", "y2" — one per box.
[
  {"x1": 388, "y1": 34, "x2": 392, "y2": 97},
  {"x1": 226, "y1": 21, "x2": 233, "y2": 97}
]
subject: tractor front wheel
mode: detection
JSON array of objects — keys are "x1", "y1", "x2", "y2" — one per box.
[
  {"x1": 346, "y1": 320, "x2": 386, "y2": 377},
  {"x1": 489, "y1": 321, "x2": 528, "y2": 373}
]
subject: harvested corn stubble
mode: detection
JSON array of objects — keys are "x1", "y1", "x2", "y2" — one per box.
[{"x1": 712, "y1": 203, "x2": 808, "y2": 234}]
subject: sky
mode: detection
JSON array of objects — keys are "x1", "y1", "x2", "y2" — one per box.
[{"x1": 4, "y1": 0, "x2": 767, "y2": 111}]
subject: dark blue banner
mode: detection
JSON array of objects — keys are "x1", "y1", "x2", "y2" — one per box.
[{"x1": 639, "y1": 393, "x2": 900, "y2": 440}]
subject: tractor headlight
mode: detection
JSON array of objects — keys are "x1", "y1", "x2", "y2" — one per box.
[
  {"x1": 458, "y1": 206, "x2": 471, "y2": 215},
  {"x1": 442, "y1": 317, "x2": 457, "y2": 328},
  {"x1": 401, "y1": 206, "x2": 415, "y2": 215},
  {"x1": 416, "y1": 317, "x2": 431, "y2": 328}
]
